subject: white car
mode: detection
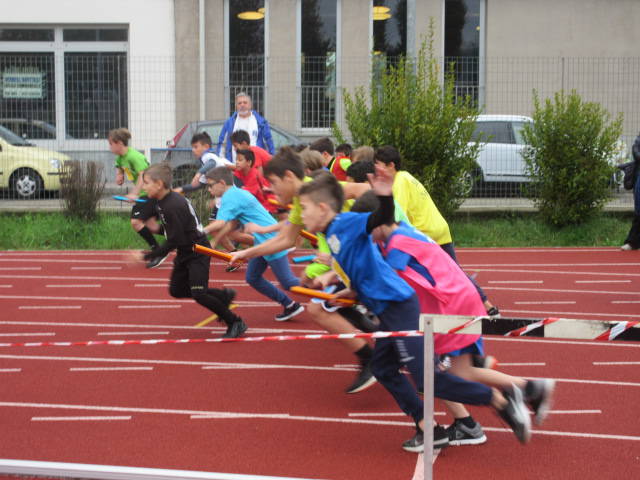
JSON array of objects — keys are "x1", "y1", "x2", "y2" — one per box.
[{"x1": 469, "y1": 114, "x2": 627, "y2": 191}]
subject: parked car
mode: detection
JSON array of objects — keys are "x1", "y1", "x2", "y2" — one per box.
[
  {"x1": 163, "y1": 120, "x2": 302, "y2": 184},
  {"x1": 0, "y1": 125, "x2": 70, "y2": 199},
  {"x1": 0, "y1": 118, "x2": 73, "y2": 140},
  {"x1": 467, "y1": 114, "x2": 627, "y2": 193}
]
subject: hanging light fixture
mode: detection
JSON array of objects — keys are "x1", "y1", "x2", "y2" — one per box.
[
  {"x1": 373, "y1": 12, "x2": 392, "y2": 20},
  {"x1": 237, "y1": 10, "x2": 264, "y2": 20},
  {"x1": 373, "y1": 6, "x2": 391, "y2": 14}
]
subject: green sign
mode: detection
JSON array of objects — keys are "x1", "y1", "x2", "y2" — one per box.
[{"x1": 2, "y1": 70, "x2": 44, "y2": 99}]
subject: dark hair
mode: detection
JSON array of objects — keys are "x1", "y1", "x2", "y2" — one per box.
[
  {"x1": 205, "y1": 166, "x2": 234, "y2": 185},
  {"x1": 236, "y1": 148, "x2": 255, "y2": 166},
  {"x1": 335, "y1": 143, "x2": 352, "y2": 157},
  {"x1": 374, "y1": 145, "x2": 402, "y2": 170},
  {"x1": 299, "y1": 170, "x2": 344, "y2": 214},
  {"x1": 108, "y1": 128, "x2": 131, "y2": 146},
  {"x1": 230, "y1": 129, "x2": 250, "y2": 145},
  {"x1": 350, "y1": 190, "x2": 380, "y2": 213},
  {"x1": 263, "y1": 146, "x2": 305, "y2": 180},
  {"x1": 309, "y1": 137, "x2": 335, "y2": 156},
  {"x1": 346, "y1": 160, "x2": 374, "y2": 183},
  {"x1": 144, "y1": 163, "x2": 172, "y2": 188},
  {"x1": 299, "y1": 148, "x2": 324, "y2": 172},
  {"x1": 292, "y1": 143, "x2": 308, "y2": 152},
  {"x1": 191, "y1": 131, "x2": 213, "y2": 147}
]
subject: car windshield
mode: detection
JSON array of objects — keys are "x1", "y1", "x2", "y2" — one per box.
[{"x1": 0, "y1": 125, "x2": 30, "y2": 146}]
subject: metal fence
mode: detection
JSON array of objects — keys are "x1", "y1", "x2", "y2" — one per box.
[{"x1": 0, "y1": 53, "x2": 637, "y2": 211}]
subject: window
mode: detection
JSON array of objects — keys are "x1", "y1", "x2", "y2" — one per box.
[
  {"x1": 228, "y1": 0, "x2": 265, "y2": 115},
  {"x1": 0, "y1": 27, "x2": 128, "y2": 141},
  {"x1": 473, "y1": 121, "x2": 512, "y2": 144},
  {"x1": 300, "y1": 0, "x2": 337, "y2": 129},
  {"x1": 372, "y1": 1, "x2": 407, "y2": 58}
]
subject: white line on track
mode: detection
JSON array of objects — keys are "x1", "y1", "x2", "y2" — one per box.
[
  {"x1": 528, "y1": 376, "x2": 640, "y2": 387},
  {"x1": 31, "y1": 416, "x2": 132, "y2": 421},
  {"x1": 486, "y1": 286, "x2": 639, "y2": 296},
  {"x1": 69, "y1": 367, "x2": 154, "y2": 372},
  {"x1": 0, "y1": 285, "x2": 12, "y2": 288},
  {"x1": 0, "y1": 333, "x2": 55, "y2": 337},
  {"x1": 611, "y1": 300, "x2": 640, "y2": 304},
  {"x1": 0, "y1": 274, "x2": 281, "y2": 286},
  {"x1": 593, "y1": 361, "x2": 640, "y2": 365},
  {"x1": 0, "y1": 267, "x2": 41, "y2": 271},
  {"x1": 464, "y1": 262, "x2": 640, "y2": 267},
  {"x1": 134, "y1": 284, "x2": 167, "y2": 287},
  {"x1": 0, "y1": 259, "x2": 127, "y2": 264},
  {"x1": 485, "y1": 336, "x2": 640, "y2": 349},
  {"x1": 498, "y1": 362, "x2": 546, "y2": 366},
  {"x1": 488, "y1": 280, "x2": 543, "y2": 284},
  {"x1": 18, "y1": 306, "x2": 81, "y2": 310},
  {"x1": 545, "y1": 410, "x2": 602, "y2": 415},
  {"x1": 514, "y1": 301, "x2": 576, "y2": 305},
  {"x1": 70, "y1": 267, "x2": 122, "y2": 270},
  {"x1": 468, "y1": 268, "x2": 640, "y2": 278},
  {"x1": 201, "y1": 364, "x2": 357, "y2": 372},
  {"x1": 482, "y1": 426, "x2": 640, "y2": 442},
  {"x1": 45, "y1": 284, "x2": 102, "y2": 288},
  {"x1": 502, "y1": 308, "x2": 639, "y2": 320},
  {"x1": 575, "y1": 280, "x2": 631, "y2": 284},
  {"x1": 96, "y1": 331, "x2": 170, "y2": 336},
  {"x1": 0, "y1": 368, "x2": 21, "y2": 373},
  {"x1": 118, "y1": 305, "x2": 182, "y2": 309},
  {"x1": 348, "y1": 412, "x2": 446, "y2": 417}
]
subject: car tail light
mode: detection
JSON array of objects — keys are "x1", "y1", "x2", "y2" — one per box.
[{"x1": 168, "y1": 123, "x2": 189, "y2": 148}]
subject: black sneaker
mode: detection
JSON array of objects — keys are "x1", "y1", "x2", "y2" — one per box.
[
  {"x1": 274, "y1": 302, "x2": 304, "y2": 322},
  {"x1": 497, "y1": 384, "x2": 531, "y2": 444},
  {"x1": 225, "y1": 264, "x2": 241, "y2": 273},
  {"x1": 487, "y1": 306, "x2": 501, "y2": 319},
  {"x1": 146, "y1": 253, "x2": 169, "y2": 269},
  {"x1": 525, "y1": 379, "x2": 556, "y2": 426},
  {"x1": 222, "y1": 319, "x2": 248, "y2": 339},
  {"x1": 345, "y1": 364, "x2": 377, "y2": 394},
  {"x1": 434, "y1": 424, "x2": 450, "y2": 450},
  {"x1": 402, "y1": 425, "x2": 448, "y2": 453},
  {"x1": 446, "y1": 419, "x2": 487, "y2": 446}
]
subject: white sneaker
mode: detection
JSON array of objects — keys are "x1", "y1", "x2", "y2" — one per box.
[{"x1": 621, "y1": 244, "x2": 633, "y2": 251}]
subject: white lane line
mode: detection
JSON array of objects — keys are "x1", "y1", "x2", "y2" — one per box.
[
  {"x1": 0, "y1": 259, "x2": 126, "y2": 265},
  {"x1": 593, "y1": 361, "x2": 640, "y2": 365},
  {"x1": 0, "y1": 267, "x2": 41, "y2": 271},
  {"x1": 0, "y1": 368, "x2": 21, "y2": 373},
  {"x1": 18, "y1": 306, "x2": 81, "y2": 310},
  {"x1": 485, "y1": 336, "x2": 640, "y2": 349},
  {"x1": 488, "y1": 280, "x2": 543, "y2": 284},
  {"x1": 469, "y1": 268, "x2": 640, "y2": 278},
  {"x1": 118, "y1": 305, "x2": 182, "y2": 309},
  {"x1": 611, "y1": 300, "x2": 640, "y2": 304},
  {"x1": 464, "y1": 262, "x2": 640, "y2": 267},
  {"x1": 96, "y1": 331, "x2": 170, "y2": 336},
  {"x1": 514, "y1": 301, "x2": 576, "y2": 305},
  {"x1": 45, "y1": 284, "x2": 101, "y2": 288},
  {"x1": 0, "y1": 285, "x2": 12, "y2": 288},
  {"x1": 486, "y1": 286, "x2": 639, "y2": 296},
  {"x1": 70, "y1": 267, "x2": 122, "y2": 270},
  {"x1": 502, "y1": 308, "x2": 639, "y2": 320},
  {"x1": 528, "y1": 376, "x2": 640, "y2": 387},
  {"x1": 0, "y1": 333, "x2": 55, "y2": 337},
  {"x1": 69, "y1": 367, "x2": 154, "y2": 372},
  {"x1": 0, "y1": 274, "x2": 268, "y2": 285},
  {"x1": 544, "y1": 410, "x2": 601, "y2": 415},
  {"x1": 482, "y1": 426, "x2": 640, "y2": 442},
  {"x1": 134, "y1": 284, "x2": 167, "y2": 287},
  {"x1": 348, "y1": 412, "x2": 446, "y2": 417},
  {"x1": 2, "y1": 294, "x2": 280, "y2": 307},
  {"x1": 32, "y1": 416, "x2": 132, "y2": 421},
  {"x1": 499, "y1": 362, "x2": 546, "y2": 366},
  {"x1": 202, "y1": 364, "x2": 357, "y2": 372},
  {"x1": 575, "y1": 280, "x2": 631, "y2": 284}
]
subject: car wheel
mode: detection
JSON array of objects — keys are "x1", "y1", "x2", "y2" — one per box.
[
  {"x1": 461, "y1": 167, "x2": 483, "y2": 196},
  {"x1": 10, "y1": 168, "x2": 44, "y2": 199},
  {"x1": 172, "y1": 164, "x2": 198, "y2": 188}
]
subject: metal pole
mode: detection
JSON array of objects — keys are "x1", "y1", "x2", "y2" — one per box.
[{"x1": 423, "y1": 315, "x2": 434, "y2": 480}]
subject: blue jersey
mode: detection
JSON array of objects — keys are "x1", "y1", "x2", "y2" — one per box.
[
  {"x1": 325, "y1": 211, "x2": 414, "y2": 315},
  {"x1": 385, "y1": 222, "x2": 436, "y2": 287},
  {"x1": 217, "y1": 186, "x2": 286, "y2": 262}
]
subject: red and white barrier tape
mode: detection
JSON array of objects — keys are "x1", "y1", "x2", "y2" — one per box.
[
  {"x1": 447, "y1": 316, "x2": 485, "y2": 334},
  {"x1": 504, "y1": 318, "x2": 559, "y2": 337},
  {"x1": 0, "y1": 330, "x2": 423, "y2": 349},
  {"x1": 594, "y1": 321, "x2": 640, "y2": 341}
]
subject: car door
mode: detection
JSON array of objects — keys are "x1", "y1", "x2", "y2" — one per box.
[
  {"x1": 474, "y1": 121, "x2": 524, "y2": 182},
  {"x1": 509, "y1": 121, "x2": 530, "y2": 182}
]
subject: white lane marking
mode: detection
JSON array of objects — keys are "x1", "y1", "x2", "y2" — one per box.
[
  {"x1": 2, "y1": 295, "x2": 277, "y2": 307},
  {"x1": 0, "y1": 285, "x2": 12, "y2": 288},
  {"x1": 611, "y1": 300, "x2": 640, "y2": 304},
  {"x1": 469, "y1": 268, "x2": 640, "y2": 278},
  {"x1": 70, "y1": 267, "x2": 123, "y2": 270},
  {"x1": 0, "y1": 333, "x2": 55, "y2": 337},
  {"x1": 134, "y1": 284, "x2": 167, "y2": 287},
  {"x1": 502, "y1": 308, "x2": 639, "y2": 320},
  {"x1": 482, "y1": 426, "x2": 640, "y2": 442},
  {"x1": 515, "y1": 301, "x2": 576, "y2": 305},
  {"x1": 0, "y1": 267, "x2": 41, "y2": 271},
  {"x1": 32, "y1": 416, "x2": 132, "y2": 421},
  {"x1": 464, "y1": 262, "x2": 640, "y2": 267},
  {"x1": 485, "y1": 336, "x2": 640, "y2": 349},
  {"x1": 0, "y1": 259, "x2": 126, "y2": 265},
  {"x1": 0, "y1": 274, "x2": 281, "y2": 286},
  {"x1": 96, "y1": 331, "x2": 170, "y2": 336},
  {"x1": 575, "y1": 280, "x2": 631, "y2": 284},
  {"x1": 498, "y1": 362, "x2": 546, "y2": 366},
  {"x1": 593, "y1": 361, "x2": 640, "y2": 365},
  {"x1": 488, "y1": 280, "x2": 543, "y2": 284},
  {"x1": 118, "y1": 305, "x2": 182, "y2": 309},
  {"x1": 545, "y1": 410, "x2": 601, "y2": 415},
  {"x1": 69, "y1": 367, "x2": 154, "y2": 372},
  {"x1": 348, "y1": 412, "x2": 446, "y2": 417},
  {"x1": 45, "y1": 284, "x2": 102, "y2": 288},
  {"x1": 528, "y1": 376, "x2": 640, "y2": 387},
  {"x1": 18, "y1": 306, "x2": 81, "y2": 310},
  {"x1": 486, "y1": 286, "x2": 639, "y2": 296},
  {"x1": 202, "y1": 364, "x2": 357, "y2": 372},
  {"x1": 0, "y1": 368, "x2": 21, "y2": 373}
]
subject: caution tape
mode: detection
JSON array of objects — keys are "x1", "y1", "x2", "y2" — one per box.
[
  {"x1": 594, "y1": 321, "x2": 640, "y2": 341},
  {"x1": 0, "y1": 330, "x2": 423, "y2": 349},
  {"x1": 504, "y1": 318, "x2": 559, "y2": 337}
]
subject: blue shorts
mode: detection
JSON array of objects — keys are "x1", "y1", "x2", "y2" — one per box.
[{"x1": 447, "y1": 337, "x2": 485, "y2": 357}]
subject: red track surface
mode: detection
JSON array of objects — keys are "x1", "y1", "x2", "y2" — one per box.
[{"x1": 0, "y1": 248, "x2": 639, "y2": 479}]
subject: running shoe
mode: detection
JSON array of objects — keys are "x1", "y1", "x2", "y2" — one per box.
[
  {"x1": 525, "y1": 378, "x2": 556, "y2": 425},
  {"x1": 446, "y1": 419, "x2": 487, "y2": 446},
  {"x1": 497, "y1": 384, "x2": 531, "y2": 444},
  {"x1": 346, "y1": 364, "x2": 376, "y2": 394},
  {"x1": 146, "y1": 253, "x2": 169, "y2": 269},
  {"x1": 275, "y1": 302, "x2": 304, "y2": 321},
  {"x1": 223, "y1": 319, "x2": 248, "y2": 339}
]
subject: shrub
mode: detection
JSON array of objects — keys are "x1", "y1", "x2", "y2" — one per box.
[
  {"x1": 522, "y1": 90, "x2": 623, "y2": 226},
  {"x1": 333, "y1": 22, "x2": 481, "y2": 217},
  {"x1": 59, "y1": 160, "x2": 106, "y2": 221}
]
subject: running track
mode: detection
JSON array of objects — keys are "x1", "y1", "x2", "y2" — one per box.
[{"x1": 0, "y1": 248, "x2": 638, "y2": 479}]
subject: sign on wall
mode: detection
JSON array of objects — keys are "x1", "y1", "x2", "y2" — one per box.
[{"x1": 2, "y1": 68, "x2": 44, "y2": 99}]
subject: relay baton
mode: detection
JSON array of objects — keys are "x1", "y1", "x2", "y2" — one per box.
[
  {"x1": 290, "y1": 286, "x2": 356, "y2": 305},
  {"x1": 268, "y1": 198, "x2": 293, "y2": 210},
  {"x1": 299, "y1": 230, "x2": 318, "y2": 245},
  {"x1": 292, "y1": 255, "x2": 317, "y2": 263},
  {"x1": 193, "y1": 244, "x2": 236, "y2": 262},
  {"x1": 113, "y1": 195, "x2": 147, "y2": 203}
]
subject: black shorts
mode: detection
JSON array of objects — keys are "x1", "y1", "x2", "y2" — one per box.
[{"x1": 130, "y1": 197, "x2": 159, "y2": 221}]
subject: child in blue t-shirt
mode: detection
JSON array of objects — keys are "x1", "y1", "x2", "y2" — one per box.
[{"x1": 203, "y1": 167, "x2": 304, "y2": 322}]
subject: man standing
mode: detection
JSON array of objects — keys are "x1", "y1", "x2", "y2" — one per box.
[{"x1": 216, "y1": 92, "x2": 274, "y2": 163}]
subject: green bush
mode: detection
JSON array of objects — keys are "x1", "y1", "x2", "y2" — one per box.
[
  {"x1": 522, "y1": 90, "x2": 623, "y2": 226},
  {"x1": 332, "y1": 23, "x2": 481, "y2": 218},
  {"x1": 59, "y1": 160, "x2": 106, "y2": 221}
]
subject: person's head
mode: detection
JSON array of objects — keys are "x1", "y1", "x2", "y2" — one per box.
[
  {"x1": 191, "y1": 132, "x2": 213, "y2": 158},
  {"x1": 374, "y1": 145, "x2": 401, "y2": 174},
  {"x1": 142, "y1": 163, "x2": 172, "y2": 198},
  {"x1": 235, "y1": 92, "x2": 252, "y2": 117},
  {"x1": 263, "y1": 146, "x2": 305, "y2": 203},
  {"x1": 345, "y1": 160, "x2": 374, "y2": 183},
  {"x1": 230, "y1": 129, "x2": 251, "y2": 151},
  {"x1": 205, "y1": 166, "x2": 235, "y2": 197},
  {"x1": 350, "y1": 190, "x2": 396, "y2": 243},
  {"x1": 108, "y1": 128, "x2": 131, "y2": 155},
  {"x1": 292, "y1": 143, "x2": 308, "y2": 153},
  {"x1": 335, "y1": 143, "x2": 352, "y2": 159},
  {"x1": 351, "y1": 145, "x2": 374, "y2": 164},
  {"x1": 309, "y1": 137, "x2": 335, "y2": 167},
  {"x1": 299, "y1": 148, "x2": 325, "y2": 175},
  {"x1": 298, "y1": 171, "x2": 344, "y2": 233},
  {"x1": 235, "y1": 148, "x2": 255, "y2": 173}
]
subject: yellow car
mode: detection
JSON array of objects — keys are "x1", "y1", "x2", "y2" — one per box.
[{"x1": 0, "y1": 125, "x2": 70, "y2": 199}]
